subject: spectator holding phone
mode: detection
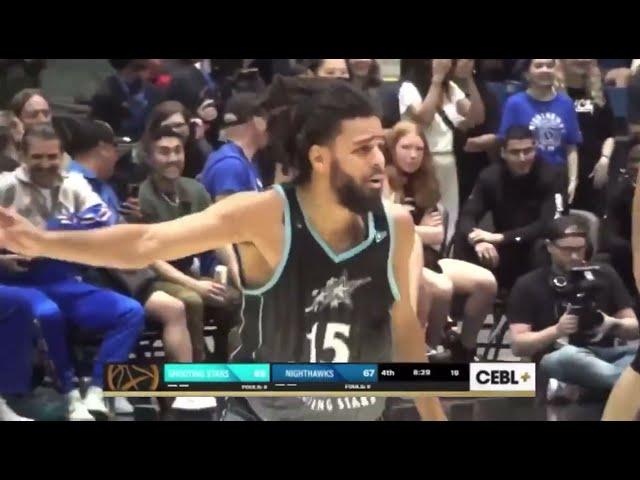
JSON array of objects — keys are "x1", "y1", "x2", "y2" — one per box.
[
  {"x1": 67, "y1": 120, "x2": 195, "y2": 365},
  {"x1": 137, "y1": 126, "x2": 241, "y2": 362}
]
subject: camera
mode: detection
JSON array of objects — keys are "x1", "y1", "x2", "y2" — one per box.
[{"x1": 551, "y1": 265, "x2": 606, "y2": 345}]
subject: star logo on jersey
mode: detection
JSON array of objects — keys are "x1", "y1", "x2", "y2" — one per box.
[
  {"x1": 375, "y1": 231, "x2": 388, "y2": 243},
  {"x1": 305, "y1": 270, "x2": 372, "y2": 313}
]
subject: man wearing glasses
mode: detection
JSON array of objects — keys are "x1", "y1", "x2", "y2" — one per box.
[{"x1": 508, "y1": 215, "x2": 639, "y2": 394}]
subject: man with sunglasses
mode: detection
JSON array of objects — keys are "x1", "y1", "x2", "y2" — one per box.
[{"x1": 508, "y1": 215, "x2": 639, "y2": 394}]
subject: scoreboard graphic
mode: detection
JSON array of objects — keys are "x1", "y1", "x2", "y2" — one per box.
[{"x1": 104, "y1": 362, "x2": 536, "y2": 397}]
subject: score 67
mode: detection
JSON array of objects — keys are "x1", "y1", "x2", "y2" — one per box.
[{"x1": 363, "y1": 369, "x2": 375, "y2": 378}]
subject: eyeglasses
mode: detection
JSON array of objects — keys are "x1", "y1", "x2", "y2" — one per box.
[{"x1": 552, "y1": 242, "x2": 586, "y2": 254}]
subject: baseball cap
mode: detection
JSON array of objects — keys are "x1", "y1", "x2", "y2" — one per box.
[
  {"x1": 221, "y1": 92, "x2": 265, "y2": 128},
  {"x1": 66, "y1": 119, "x2": 116, "y2": 157},
  {"x1": 546, "y1": 215, "x2": 588, "y2": 242}
]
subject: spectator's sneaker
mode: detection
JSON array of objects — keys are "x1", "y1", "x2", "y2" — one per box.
[
  {"x1": 172, "y1": 397, "x2": 218, "y2": 411},
  {"x1": 67, "y1": 390, "x2": 95, "y2": 421},
  {"x1": 0, "y1": 396, "x2": 34, "y2": 421},
  {"x1": 83, "y1": 386, "x2": 109, "y2": 420},
  {"x1": 113, "y1": 397, "x2": 134, "y2": 415},
  {"x1": 546, "y1": 379, "x2": 581, "y2": 404}
]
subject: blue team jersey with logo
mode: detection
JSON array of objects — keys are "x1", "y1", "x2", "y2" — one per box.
[{"x1": 498, "y1": 91, "x2": 582, "y2": 166}]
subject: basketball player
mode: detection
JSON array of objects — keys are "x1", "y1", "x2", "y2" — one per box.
[
  {"x1": 602, "y1": 152, "x2": 640, "y2": 421},
  {"x1": 0, "y1": 83, "x2": 446, "y2": 421}
]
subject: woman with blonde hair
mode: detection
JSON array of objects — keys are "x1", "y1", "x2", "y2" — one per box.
[
  {"x1": 558, "y1": 59, "x2": 615, "y2": 215},
  {"x1": 384, "y1": 121, "x2": 497, "y2": 361}
]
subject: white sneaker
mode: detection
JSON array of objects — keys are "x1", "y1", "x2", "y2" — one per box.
[
  {"x1": 67, "y1": 390, "x2": 95, "y2": 421},
  {"x1": 113, "y1": 397, "x2": 134, "y2": 415},
  {"x1": 546, "y1": 379, "x2": 581, "y2": 403},
  {"x1": 0, "y1": 396, "x2": 34, "y2": 421},
  {"x1": 83, "y1": 386, "x2": 109, "y2": 419},
  {"x1": 172, "y1": 396, "x2": 218, "y2": 411}
]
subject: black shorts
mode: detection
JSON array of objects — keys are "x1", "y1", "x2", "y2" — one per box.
[{"x1": 632, "y1": 345, "x2": 640, "y2": 374}]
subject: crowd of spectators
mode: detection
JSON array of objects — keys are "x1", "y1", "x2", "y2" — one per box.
[{"x1": 1, "y1": 58, "x2": 640, "y2": 421}]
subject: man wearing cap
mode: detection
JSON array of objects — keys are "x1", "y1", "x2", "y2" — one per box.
[
  {"x1": 507, "y1": 215, "x2": 639, "y2": 396},
  {"x1": 199, "y1": 92, "x2": 268, "y2": 202}
]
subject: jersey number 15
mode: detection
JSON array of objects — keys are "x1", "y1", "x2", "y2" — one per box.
[{"x1": 306, "y1": 322, "x2": 351, "y2": 363}]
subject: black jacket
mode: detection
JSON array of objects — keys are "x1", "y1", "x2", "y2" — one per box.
[
  {"x1": 458, "y1": 159, "x2": 566, "y2": 245},
  {"x1": 165, "y1": 64, "x2": 216, "y2": 114},
  {"x1": 91, "y1": 75, "x2": 160, "y2": 140}
]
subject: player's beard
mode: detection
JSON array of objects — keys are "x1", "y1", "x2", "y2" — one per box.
[{"x1": 330, "y1": 160, "x2": 383, "y2": 215}]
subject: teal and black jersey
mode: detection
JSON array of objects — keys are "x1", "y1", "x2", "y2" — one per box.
[{"x1": 230, "y1": 183, "x2": 399, "y2": 421}]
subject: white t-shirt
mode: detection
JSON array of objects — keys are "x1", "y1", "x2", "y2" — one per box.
[{"x1": 398, "y1": 81, "x2": 467, "y2": 154}]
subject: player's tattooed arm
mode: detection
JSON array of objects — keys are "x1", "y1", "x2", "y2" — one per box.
[
  {"x1": 389, "y1": 206, "x2": 447, "y2": 421},
  {"x1": 0, "y1": 190, "x2": 282, "y2": 270}
]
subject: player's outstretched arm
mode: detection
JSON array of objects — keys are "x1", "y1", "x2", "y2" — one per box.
[
  {"x1": 0, "y1": 191, "x2": 278, "y2": 270},
  {"x1": 389, "y1": 206, "x2": 447, "y2": 421}
]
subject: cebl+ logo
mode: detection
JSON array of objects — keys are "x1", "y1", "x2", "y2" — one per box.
[{"x1": 469, "y1": 363, "x2": 536, "y2": 392}]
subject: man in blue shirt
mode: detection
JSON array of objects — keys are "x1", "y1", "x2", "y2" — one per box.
[
  {"x1": 498, "y1": 59, "x2": 582, "y2": 203},
  {"x1": 67, "y1": 120, "x2": 122, "y2": 216},
  {"x1": 199, "y1": 92, "x2": 268, "y2": 201}
]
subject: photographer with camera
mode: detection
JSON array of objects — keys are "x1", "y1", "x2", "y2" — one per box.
[{"x1": 508, "y1": 215, "x2": 639, "y2": 392}]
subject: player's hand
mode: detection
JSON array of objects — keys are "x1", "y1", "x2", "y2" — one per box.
[
  {"x1": 432, "y1": 59, "x2": 452, "y2": 82},
  {"x1": 556, "y1": 310, "x2": 579, "y2": 336},
  {"x1": 474, "y1": 241, "x2": 499, "y2": 268},
  {"x1": 0, "y1": 207, "x2": 44, "y2": 258},
  {"x1": 589, "y1": 156, "x2": 609, "y2": 190},
  {"x1": 0, "y1": 254, "x2": 32, "y2": 273}
]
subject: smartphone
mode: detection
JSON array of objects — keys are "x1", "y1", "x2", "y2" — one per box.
[{"x1": 127, "y1": 183, "x2": 140, "y2": 198}]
